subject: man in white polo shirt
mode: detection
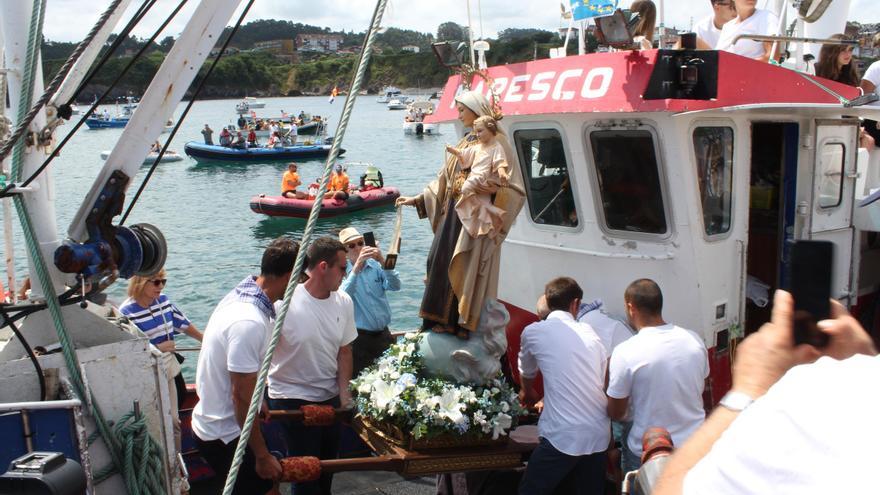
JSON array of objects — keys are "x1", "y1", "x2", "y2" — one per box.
[
  {"x1": 192, "y1": 238, "x2": 298, "y2": 495},
  {"x1": 607, "y1": 279, "x2": 709, "y2": 473},
  {"x1": 519, "y1": 277, "x2": 609, "y2": 495},
  {"x1": 268, "y1": 236, "x2": 357, "y2": 495}
]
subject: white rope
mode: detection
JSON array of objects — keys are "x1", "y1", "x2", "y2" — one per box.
[{"x1": 220, "y1": 0, "x2": 390, "y2": 492}]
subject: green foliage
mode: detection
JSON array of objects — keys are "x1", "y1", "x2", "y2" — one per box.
[
  {"x1": 217, "y1": 19, "x2": 331, "y2": 49},
  {"x1": 437, "y1": 22, "x2": 466, "y2": 42}
]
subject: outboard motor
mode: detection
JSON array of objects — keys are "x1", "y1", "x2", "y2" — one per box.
[
  {"x1": 622, "y1": 427, "x2": 674, "y2": 495},
  {"x1": 415, "y1": 123, "x2": 424, "y2": 136}
]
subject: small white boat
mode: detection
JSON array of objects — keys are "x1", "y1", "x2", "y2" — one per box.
[
  {"x1": 242, "y1": 96, "x2": 265, "y2": 108},
  {"x1": 235, "y1": 96, "x2": 266, "y2": 114},
  {"x1": 387, "y1": 98, "x2": 408, "y2": 110},
  {"x1": 377, "y1": 86, "x2": 401, "y2": 103},
  {"x1": 403, "y1": 101, "x2": 439, "y2": 135},
  {"x1": 100, "y1": 150, "x2": 185, "y2": 164}
]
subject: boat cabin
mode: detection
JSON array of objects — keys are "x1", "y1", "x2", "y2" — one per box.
[{"x1": 430, "y1": 49, "x2": 880, "y2": 401}]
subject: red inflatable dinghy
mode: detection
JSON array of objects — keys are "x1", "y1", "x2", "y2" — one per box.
[{"x1": 249, "y1": 186, "x2": 400, "y2": 218}]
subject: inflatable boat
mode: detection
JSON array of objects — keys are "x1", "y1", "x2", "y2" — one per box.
[
  {"x1": 249, "y1": 186, "x2": 400, "y2": 218},
  {"x1": 100, "y1": 150, "x2": 184, "y2": 164},
  {"x1": 184, "y1": 141, "x2": 342, "y2": 163}
]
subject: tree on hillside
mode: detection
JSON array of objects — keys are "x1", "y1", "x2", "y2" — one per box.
[
  {"x1": 159, "y1": 36, "x2": 175, "y2": 52},
  {"x1": 497, "y1": 28, "x2": 554, "y2": 43},
  {"x1": 377, "y1": 27, "x2": 435, "y2": 51},
  {"x1": 437, "y1": 22, "x2": 466, "y2": 42}
]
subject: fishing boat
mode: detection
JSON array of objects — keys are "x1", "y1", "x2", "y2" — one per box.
[
  {"x1": 84, "y1": 96, "x2": 138, "y2": 129},
  {"x1": 99, "y1": 150, "x2": 185, "y2": 164},
  {"x1": 421, "y1": 0, "x2": 880, "y2": 416},
  {"x1": 376, "y1": 85, "x2": 401, "y2": 103},
  {"x1": 84, "y1": 115, "x2": 129, "y2": 128},
  {"x1": 183, "y1": 141, "x2": 342, "y2": 163},
  {"x1": 403, "y1": 100, "x2": 440, "y2": 135},
  {"x1": 242, "y1": 114, "x2": 326, "y2": 137},
  {"x1": 249, "y1": 186, "x2": 400, "y2": 218}
]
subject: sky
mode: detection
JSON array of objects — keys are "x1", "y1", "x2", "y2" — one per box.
[{"x1": 40, "y1": 0, "x2": 880, "y2": 43}]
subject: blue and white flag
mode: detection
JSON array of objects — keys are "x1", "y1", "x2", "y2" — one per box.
[{"x1": 570, "y1": 0, "x2": 618, "y2": 20}]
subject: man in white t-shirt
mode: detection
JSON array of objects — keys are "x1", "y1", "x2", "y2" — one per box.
[
  {"x1": 653, "y1": 291, "x2": 879, "y2": 495},
  {"x1": 715, "y1": 0, "x2": 779, "y2": 62},
  {"x1": 607, "y1": 279, "x2": 709, "y2": 474},
  {"x1": 268, "y1": 236, "x2": 357, "y2": 495},
  {"x1": 518, "y1": 277, "x2": 609, "y2": 495},
  {"x1": 693, "y1": 0, "x2": 737, "y2": 49},
  {"x1": 192, "y1": 238, "x2": 299, "y2": 495}
]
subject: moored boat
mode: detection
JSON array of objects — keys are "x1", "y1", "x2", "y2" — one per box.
[
  {"x1": 250, "y1": 186, "x2": 400, "y2": 218},
  {"x1": 183, "y1": 141, "x2": 342, "y2": 163},
  {"x1": 84, "y1": 116, "x2": 129, "y2": 128},
  {"x1": 100, "y1": 150, "x2": 185, "y2": 164},
  {"x1": 403, "y1": 100, "x2": 439, "y2": 135},
  {"x1": 377, "y1": 85, "x2": 401, "y2": 103}
]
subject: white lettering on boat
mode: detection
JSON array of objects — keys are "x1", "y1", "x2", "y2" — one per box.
[
  {"x1": 448, "y1": 67, "x2": 615, "y2": 110},
  {"x1": 581, "y1": 67, "x2": 613, "y2": 99},
  {"x1": 505, "y1": 75, "x2": 531, "y2": 102},
  {"x1": 553, "y1": 69, "x2": 583, "y2": 100},
  {"x1": 528, "y1": 72, "x2": 554, "y2": 101}
]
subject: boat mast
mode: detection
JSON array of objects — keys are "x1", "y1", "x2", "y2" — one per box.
[{"x1": 2, "y1": 1, "x2": 65, "y2": 295}]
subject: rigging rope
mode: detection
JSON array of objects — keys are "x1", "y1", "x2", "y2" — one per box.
[
  {"x1": 0, "y1": 0, "x2": 126, "y2": 164},
  {"x1": 1, "y1": 0, "x2": 185, "y2": 196},
  {"x1": 9, "y1": 3, "x2": 167, "y2": 493},
  {"x1": 120, "y1": 0, "x2": 254, "y2": 225},
  {"x1": 220, "y1": 0, "x2": 390, "y2": 492}
]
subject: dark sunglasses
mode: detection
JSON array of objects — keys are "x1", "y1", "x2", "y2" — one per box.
[
  {"x1": 346, "y1": 240, "x2": 364, "y2": 250},
  {"x1": 149, "y1": 279, "x2": 167, "y2": 287}
]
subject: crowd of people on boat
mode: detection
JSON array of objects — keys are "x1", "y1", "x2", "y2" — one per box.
[{"x1": 199, "y1": 111, "x2": 326, "y2": 151}]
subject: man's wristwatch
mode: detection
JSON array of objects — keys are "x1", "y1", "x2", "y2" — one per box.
[{"x1": 719, "y1": 390, "x2": 754, "y2": 412}]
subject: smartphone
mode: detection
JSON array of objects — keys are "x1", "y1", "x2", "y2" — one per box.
[
  {"x1": 790, "y1": 240, "x2": 833, "y2": 348},
  {"x1": 362, "y1": 231, "x2": 376, "y2": 247}
]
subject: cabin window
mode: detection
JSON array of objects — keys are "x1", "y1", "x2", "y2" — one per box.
[
  {"x1": 817, "y1": 143, "x2": 845, "y2": 209},
  {"x1": 694, "y1": 127, "x2": 734, "y2": 236},
  {"x1": 513, "y1": 129, "x2": 578, "y2": 227},
  {"x1": 590, "y1": 129, "x2": 667, "y2": 234}
]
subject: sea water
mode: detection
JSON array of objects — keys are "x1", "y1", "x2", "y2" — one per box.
[{"x1": 2, "y1": 96, "x2": 448, "y2": 379}]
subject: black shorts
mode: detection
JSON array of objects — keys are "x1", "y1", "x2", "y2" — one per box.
[{"x1": 193, "y1": 433, "x2": 273, "y2": 495}]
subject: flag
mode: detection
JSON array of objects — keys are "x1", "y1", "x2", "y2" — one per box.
[
  {"x1": 570, "y1": 0, "x2": 617, "y2": 21},
  {"x1": 328, "y1": 86, "x2": 338, "y2": 104}
]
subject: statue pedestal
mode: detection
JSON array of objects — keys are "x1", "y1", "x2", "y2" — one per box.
[{"x1": 352, "y1": 416, "x2": 534, "y2": 476}]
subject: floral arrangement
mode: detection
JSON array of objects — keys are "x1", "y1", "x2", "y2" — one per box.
[{"x1": 351, "y1": 332, "x2": 524, "y2": 441}]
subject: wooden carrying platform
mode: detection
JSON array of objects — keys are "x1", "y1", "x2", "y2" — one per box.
[{"x1": 351, "y1": 417, "x2": 535, "y2": 477}]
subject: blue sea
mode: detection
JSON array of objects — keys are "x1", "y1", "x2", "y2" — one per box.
[{"x1": 3, "y1": 96, "x2": 450, "y2": 379}]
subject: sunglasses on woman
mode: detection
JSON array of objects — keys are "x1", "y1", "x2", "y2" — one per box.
[
  {"x1": 149, "y1": 279, "x2": 167, "y2": 287},
  {"x1": 346, "y1": 240, "x2": 364, "y2": 250}
]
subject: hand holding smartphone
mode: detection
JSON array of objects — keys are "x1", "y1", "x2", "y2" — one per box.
[
  {"x1": 790, "y1": 240, "x2": 833, "y2": 348},
  {"x1": 362, "y1": 231, "x2": 376, "y2": 247}
]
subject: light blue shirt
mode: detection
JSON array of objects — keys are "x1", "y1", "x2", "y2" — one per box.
[{"x1": 340, "y1": 258, "x2": 401, "y2": 331}]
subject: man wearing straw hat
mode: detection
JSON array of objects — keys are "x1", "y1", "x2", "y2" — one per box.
[{"x1": 338, "y1": 227, "x2": 401, "y2": 375}]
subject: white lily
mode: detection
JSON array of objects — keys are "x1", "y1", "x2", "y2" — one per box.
[
  {"x1": 371, "y1": 380, "x2": 403, "y2": 411},
  {"x1": 438, "y1": 388, "x2": 464, "y2": 424},
  {"x1": 491, "y1": 413, "x2": 512, "y2": 440}
]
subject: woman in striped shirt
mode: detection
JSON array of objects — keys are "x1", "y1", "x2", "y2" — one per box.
[{"x1": 120, "y1": 269, "x2": 203, "y2": 456}]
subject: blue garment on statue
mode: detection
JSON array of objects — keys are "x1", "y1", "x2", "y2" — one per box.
[{"x1": 340, "y1": 258, "x2": 400, "y2": 331}]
